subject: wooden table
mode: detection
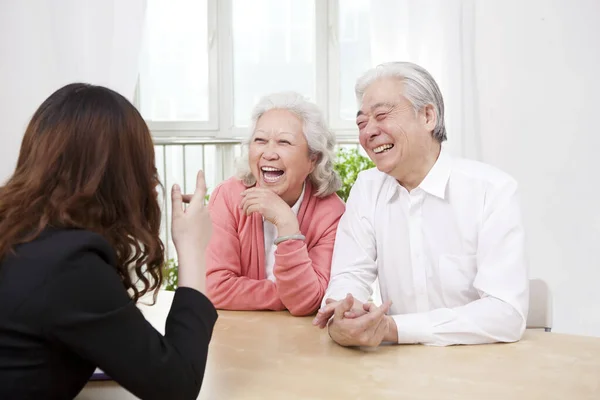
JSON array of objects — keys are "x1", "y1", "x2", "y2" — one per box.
[{"x1": 78, "y1": 293, "x2": 600, "y2": 400}]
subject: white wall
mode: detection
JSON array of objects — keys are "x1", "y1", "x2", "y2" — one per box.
[{"x1": 474, "y1": 0, "x2": 600, "y2": 336}]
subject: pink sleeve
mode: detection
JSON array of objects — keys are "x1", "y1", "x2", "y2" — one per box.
[
  {"x1": 272, "y1": 210, "x2": 342, "y2": 316},
  {"x1": 205, "y1": 184, "x2": 285, "y2": 311}
]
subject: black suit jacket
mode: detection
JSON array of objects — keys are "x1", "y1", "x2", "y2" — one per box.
[{"x1": 0, "y1": 228, "x2": 217, "y2": 399}]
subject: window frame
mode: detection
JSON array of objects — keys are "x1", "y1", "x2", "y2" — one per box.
[{"x1": 143, "y1": 0, "x2": 360, "y2": 142}]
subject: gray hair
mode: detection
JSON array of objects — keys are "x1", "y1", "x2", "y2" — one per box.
[
  {"x1": 355, "y1": 61, "x2": 447, "y2": 142},
  {"x1": 236, "y1": 91, "x2": 341, "y2": 198}
]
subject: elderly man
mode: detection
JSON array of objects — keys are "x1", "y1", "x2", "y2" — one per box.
[{"x1": 313, "y1": 62, "x2": 529, "y2": 347}]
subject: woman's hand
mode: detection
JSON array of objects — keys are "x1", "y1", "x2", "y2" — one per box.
[
  {"x1": 171, "y1": 170, "x2": 212, "y2": 292},
  {"x1": 240, "y1": 188, "x2": 299, "y2": 236}
]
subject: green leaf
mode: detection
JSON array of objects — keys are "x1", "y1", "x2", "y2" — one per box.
[{"x1": 334, "y1": 147, "x2": 374, "y2": 202}]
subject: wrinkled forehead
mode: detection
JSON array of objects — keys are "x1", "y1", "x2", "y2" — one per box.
[
  {"x1": 357, "y1": 78, "x2": 408, "y2": 114},
  {"x1": 253, "y1": 109, "x2": 304, "y2": 136}
]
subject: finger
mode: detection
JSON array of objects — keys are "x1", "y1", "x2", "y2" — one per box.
[
  {"x1": 239, "y1": 192, "x2": 260, "y2": 209},
  {"x1": 333, "y1": 293, "x2": 354, "y2": 321},
  {"x1": 360, "y1": 300, "x2": 393, "y2": 328},
  {"x1": 346, "y1": 302, "x2": 373, "y2": 319},
  {"x1": 242, "y1": 187, "x2": 267, "y2": 195},
  {"x1": 371, "y1": 315, "x2": 389, "y2": 343},
  {"x1": 241, "y1": 188, "x2": 263, "y2": 198},
  {"x1": 181, "y1": 194, "x2": 193, "y2": 204},
  {"x1": 313, "y1": 299, "x2": 338, "y2": 327},
  {"x1": 343, "y1": 311, "x2": 361, "y2": 319},
  {"x1": 315, "y1": 315, "x2": 333, "y2": 329},
  {"x1": 380, "y1": 300, "x2": 392, "y2": 314},
  {"x1": 313, "y1": 308, "x2": 334, "y2": 328},
  {"x1": 171, "y1": 184, "x2": 183, "y2": 218},
  {"x1": 191, "y1": 170, "x2": 207, "y2": 204},
  {"x1": 243, "y1": 203, "x2": 261, "y2": 217},
  {"x1": 240, "y1": 188, "x2": 254, "y2": 197},
  {"x1": 239, "y1": 194, "x2": 253, "y2": 213},
  {"x1": 314, "y1": 309, "x2": 334, "y2": 325}
]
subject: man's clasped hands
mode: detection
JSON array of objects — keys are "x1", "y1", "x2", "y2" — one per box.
[{"x1": 312, "y1": 294, "x2": 399, "y2": 347}]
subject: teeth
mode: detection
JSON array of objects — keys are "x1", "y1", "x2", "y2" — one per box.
[
  {"x1": 373, "y1": 144, "x2": 393, "y2": 154},
  {"x1": 261, "y1": 166, "x2": 282, "y2": 172}
]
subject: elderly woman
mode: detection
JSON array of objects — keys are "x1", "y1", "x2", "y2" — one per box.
[{"x1": 205, "y1": 92, "x2": 345, "y2": 316}]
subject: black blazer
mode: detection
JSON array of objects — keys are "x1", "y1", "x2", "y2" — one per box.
[{"x1": 0, "y1": 228, "x2": 218, "y2": 399}]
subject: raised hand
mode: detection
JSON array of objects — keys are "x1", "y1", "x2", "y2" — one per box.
[
  {"x1": 170, "y1": 170, "x2": 212, "y2": 292},
  {"x1": 240, "y1": 187, "x2": 299, "y2": 236}
]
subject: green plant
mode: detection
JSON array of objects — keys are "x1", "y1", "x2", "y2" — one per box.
[
  {"x1": 334, "y1": 147, "x2": 375, "y2": 202},
  {"x1": 163, "y1": 258, "x2": 179, "y2": 291},
  {"x1": 162, "y1": 150, "x2": 373, "y2": 290}
]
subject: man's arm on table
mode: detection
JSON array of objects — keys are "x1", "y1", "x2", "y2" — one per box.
[
  {"x1": 313, "y1": 178, "x2": 378, "y2": 327},
  {"x1": 388, "y1": 179, "x2": 529, "y2": 346}
]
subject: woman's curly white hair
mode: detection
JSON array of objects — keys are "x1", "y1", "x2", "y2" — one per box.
[{"x1": 236, "y1": 91, "x2": 341, "y2": 198}]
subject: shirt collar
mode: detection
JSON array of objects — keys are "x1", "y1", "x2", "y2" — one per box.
[
  {"x1": 418, "y1": 146, "x2": 452, "y2": 200},
  {"x1": 386, "y1": 146, "x2": 452, "y2": 202}
]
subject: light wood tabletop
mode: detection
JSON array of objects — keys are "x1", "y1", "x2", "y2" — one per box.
[{"x1": 78, "y1": 292, "x2": 600, "y2": 400}]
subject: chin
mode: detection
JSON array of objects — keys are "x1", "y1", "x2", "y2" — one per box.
[
  {"x1": 372, "y1": 157, "x2": 397, "y2": 174},
  {"x1": 375, "y1": 164, "x2": 394, "y2": 174},
  {"x1": 257, "y1": 178, "x2": 285, "y2": 194}
]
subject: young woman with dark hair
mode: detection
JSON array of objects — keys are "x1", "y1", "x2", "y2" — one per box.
[{"x1": 0, "y1": 83, "x2": 217, "y2": 399}]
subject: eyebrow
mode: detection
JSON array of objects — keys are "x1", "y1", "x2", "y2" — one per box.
[
  {"x1": 356, "y1": 102, "x2": 396, "y2": 118},
  {"x1": 253, "y1": 130, "x2": 295, "y2": 136}
]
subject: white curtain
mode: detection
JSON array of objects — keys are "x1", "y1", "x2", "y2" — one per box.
[
  {"x1": 0, "y1": 0, "x2": 147, "y2": 182},
  {"x1": 47, "y1": 0, "x2": 147, "y2": 101},
  {"x1": 367, "y1": 0, "x2": 480, "y2": 160}
]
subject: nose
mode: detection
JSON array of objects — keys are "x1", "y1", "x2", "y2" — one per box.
[
  {"x1": 261, "y1": 142, "x2": 279, "y2": 161},
  {"x1": 361, "y1": 119, "x2": 381, "y2": 141}
]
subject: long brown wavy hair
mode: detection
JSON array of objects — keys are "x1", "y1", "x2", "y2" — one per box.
[{"x1": 0, "y1": 83, "x2": 164, "y2": 302}]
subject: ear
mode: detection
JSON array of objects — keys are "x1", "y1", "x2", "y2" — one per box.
[
  {"x1": 308, "y1": 153, "x2": 318, "y2": 174},
  {"x1": 422, "y1": 104, "x2": 437, "y2": 132}
]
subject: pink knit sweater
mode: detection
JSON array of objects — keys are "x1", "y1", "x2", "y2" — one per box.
[{"x1": 205, "y1": 177, "x2": 345, "y2": 316}]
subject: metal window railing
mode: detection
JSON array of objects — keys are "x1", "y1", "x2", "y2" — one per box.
[{"x1": 153, "y1": 138, "x2": 361, "y2": 259}]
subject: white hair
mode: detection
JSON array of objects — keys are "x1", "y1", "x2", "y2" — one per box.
[
  {"x1": 355, "y1": 61, "x2": 447, "y2": 142},
  {"x1": 236, "y1": 91, "x2": 341, "y2": 198}
]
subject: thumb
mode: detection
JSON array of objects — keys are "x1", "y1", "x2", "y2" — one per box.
[
  {"x1": 380, "y1": 300, "x2": 393, "y2": 314},
  {"x1": 334, "y1": 293, "x2": 354, "y2": 320},
  {"x1": 171, "y1": 184, "x2": 183, "y2": 218}
]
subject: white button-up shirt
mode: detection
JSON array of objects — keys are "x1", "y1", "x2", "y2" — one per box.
[{"x1": 324, "y1": 148, "x2": 529, "y2": 346}]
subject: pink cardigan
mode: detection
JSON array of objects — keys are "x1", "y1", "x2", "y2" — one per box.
[{"x1": 205, "y1": 177, "x2": 345, "y2": 316}]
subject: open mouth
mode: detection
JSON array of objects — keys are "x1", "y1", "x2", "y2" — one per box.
[
  {"x1": 260, "y1": 166, "x2": 285, "y2": 183},
  {"x1": 373, "y1": 144, "x2": 394, "y2": 154}
]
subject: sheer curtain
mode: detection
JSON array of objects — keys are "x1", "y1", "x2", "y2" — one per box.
[
  {"x1": 45, "y1": 0, "x2": 147, "y2": 101},
  {"x1": 367, "y1": 0, "x2": 480, "y2": 160},
  {"x1": 0, "y1": 0, "x2": 147, "y2": 181}
]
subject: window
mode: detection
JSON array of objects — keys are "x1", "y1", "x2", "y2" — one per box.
[
  {"x1": 139, "y1": 0, "x2": 210, "y2": 122},
  {"x1": 232, "y1": 0, "x2": 316, "y2": 127},
  {"x1": 333, "y1": 0, "x2": 373, "y2": 125},
  {"x1": 139, "y1": 0, "x2": 372, "y2": 139}
]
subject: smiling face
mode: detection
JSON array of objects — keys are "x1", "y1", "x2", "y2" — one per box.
[
  {"x1": 356, "y1": 77, "x2": 437, "y2": 180},
  {"x1": 248, "y1": 109, "x2": 315, "y2": 206}
]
